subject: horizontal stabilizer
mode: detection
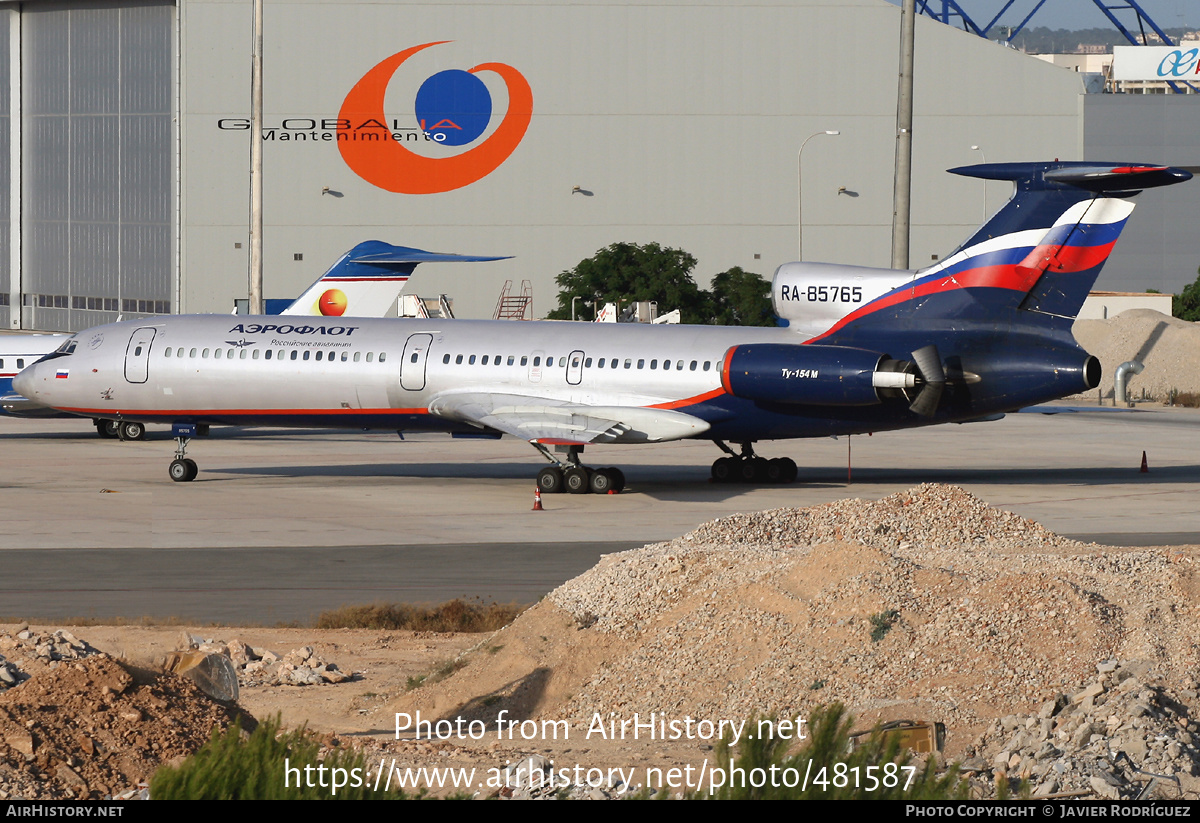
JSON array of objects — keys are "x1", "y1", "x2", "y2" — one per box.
[
  {"x1": 948, "y1": 162, "x2": 1191, "y2": 193},
  {"x1": 347, "y1": 243, "x2": 512, "y2": 268}
]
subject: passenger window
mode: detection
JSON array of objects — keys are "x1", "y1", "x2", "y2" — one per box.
[
  {"x1": 443, "y1": 354, "x2": 450, "y2": 364},
  {"x1": 611, "y1": 359, "x2": 618, "y2": 369},
  {"x1": 189, "y1": 348, "x2": 197, "y2": 358},
  {"x1": 252, "y1": 350, "x2": 260, "y2": 359},
  {"x1": 316, "y1": 351, "x2": 324, "y2": 361},
  {"x1": 676, "y1": 360, "x2": 684, "y2": 370},
  {"x1": 663, "y1": 360, "x2": 671, "y2": 370},
  {"x1": 354, "y1": 352, "x2": 361, "y2": 362},
  {"x1": 379, "y1": 352, "x2": 386, "y2": 362},
  {"x1": 455, "y1": 354, "x2": 463, "y2": 364},
  {"x1": 164, "y1": 348, "x2": 172, "y2": 357},
  {"x1": 650, "y1": 359, "x2": 657, "y2": 369},
  {"x1": 290, "y1": 350, "x2": 298, "y2": 361},
  {"x1": 341, "y1": 352, "x2": 348, "y2": 362},
  {"x1": 366, "y1": 352, "x2": 374, "y2": 363},
  {"x1": 178, "y1": 349, "x2": 185, "y2": 358},
  {"x1": 16, "y1": 359, "x2": 23, "y2": 369},
  {"x1": 703, "y1": 361, "x2": 710, "y2": 371},
  {"x1": 482, "y1": 355, "x2": 489, "y2": 365},
  {"x1": 572, "y1": 357, "x2": 581, "y2": 368},
  {"x1": 214, "y1": 348, "x2": 222, "y2": 358},
  {"x1": 265, "y1": 350, "x2": 272, "y2": 360},
  {"x1": 690, "y1": 360, "x2": 697, "y2": 371},
  {"x1": 533, "y1": 356, "x2": 540, "y2": 367},
  {"x1": 469, "y1": 355, "x2": 476, "y2": 365},
  {"x1": 584, "y1": 358, "x2": 592, "y2": 367},
  {"x1": 623, "y1": 359, "x2": 631, "y2": 369},
  {"x1": 410, "y1": 352, "x2": 418, "y2": 363},
  {"x1": 227, "y1": 349, "x2": 235, "y2": 359},
  {"x1": 507, "y1": 355, "x2": 514, "y2": 366},
  {"x1": 598, "y1": 358, "x2": 605, "y2": 368},
  {"x1": 520, "y1": 356, "x2": 528, "y2": 366},
  {"x1": 494, "y1": 354, "x2": 501, "y2": 365},
  {"x1": 303, "y1": 351, "x2": 311, "y2": 361},
  {"x1": 637, "y1": 359, "x2": 644, "y2": 369}
]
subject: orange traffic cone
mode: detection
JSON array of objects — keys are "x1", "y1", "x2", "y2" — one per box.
[
  {"x1": 532, "y1": 485, "x2": 544, "y2": 511},
  {"x1": 1140, "y1": 451, "x2": 1149, "y2": 473}
]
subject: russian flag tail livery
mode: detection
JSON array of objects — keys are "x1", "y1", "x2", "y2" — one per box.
[
  {"x1": 929, "y1": 162, "x2": 1192, "y2": 322},
  {"x1": 281, "y1": 240, "x2": 511, "y2": 318}
]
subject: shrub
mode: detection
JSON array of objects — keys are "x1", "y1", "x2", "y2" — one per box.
[{"x1": 150, "y1": 716, "x2": 412, "y2": 799}]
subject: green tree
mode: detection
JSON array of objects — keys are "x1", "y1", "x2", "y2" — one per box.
[
  {"x1": 709, "y1": 266, "x2": 776, "y2": 326},
  {"x1": 547, "y1": 242, "x2": 714, "y2": 324},
  {"x1": 1174, "y1": 265, "x2": 1200, "y2": 321}
]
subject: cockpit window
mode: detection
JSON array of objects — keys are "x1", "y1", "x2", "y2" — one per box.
[{"x1": 36, "y1": 337, "x2": 79, "y2": 364}]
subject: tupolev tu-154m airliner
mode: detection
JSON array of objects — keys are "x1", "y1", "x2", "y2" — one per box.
[{"x1": 14, "y1": 161, "x2": 1191, "y2": 490}]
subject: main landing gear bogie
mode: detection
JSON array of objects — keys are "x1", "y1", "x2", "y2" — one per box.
[
  {"x1": 537, "y1": 465, "x2": 625, "y2": 495},
  {"x1": 711, "y1": 442, "x2": 798, "y2": 484}
]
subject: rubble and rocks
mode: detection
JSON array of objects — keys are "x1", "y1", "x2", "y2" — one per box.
[
  {"x1": 0, "y1": 654, "x2": 248, "y2": 800},
  {"x1": 177, "y1": 633, "x2": 353, "y2": 687},
  {"x1": 966, "y1": 661, "x2": 1200, "y2": 799},
  {"x1": 0, "y1": 627, "x2": 103, "y2": 692}
]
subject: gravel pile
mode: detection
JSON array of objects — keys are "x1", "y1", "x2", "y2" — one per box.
[{"x1": 546, "y1": 484, "x2": 1197, "y2": 749}]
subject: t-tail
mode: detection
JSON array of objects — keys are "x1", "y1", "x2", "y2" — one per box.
[
  {"x1": 281, "y1": 240, "x2": 511, "y2": 317},
  {"x1": 775, "y1": 161, "x2": 1191, "y2": 344},
  {"x1": 923, "y1": 161, "x2": 1192, "y2": 324}
]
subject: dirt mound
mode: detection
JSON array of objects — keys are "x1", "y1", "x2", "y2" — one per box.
[
  {"x1": 392, "y1": 484, "x2": 1200, "y2": 757},
  {"x1": 0, "y1": 654, "x2": 251, "y2": 800},
  {"x1": 1073, "y1": 310, "x2": 1200, "y2": 400}
]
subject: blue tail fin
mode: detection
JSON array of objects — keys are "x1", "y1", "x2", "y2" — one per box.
[{"x1": 918, "y1": 162, "x2": 1191, "y2": 321}]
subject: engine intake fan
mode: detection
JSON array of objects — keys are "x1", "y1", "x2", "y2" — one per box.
[{"x1": 909, "y1": 344, "x2": 947, "y2": 417}]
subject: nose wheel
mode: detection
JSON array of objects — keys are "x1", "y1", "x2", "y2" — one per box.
[{"x1": 169, "y1": 458, "x2": 199, "y2": 482}]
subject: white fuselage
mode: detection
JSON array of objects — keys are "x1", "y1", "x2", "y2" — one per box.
[{"x1": 14, "y1": 315, "x2": 794, "y2": 435}]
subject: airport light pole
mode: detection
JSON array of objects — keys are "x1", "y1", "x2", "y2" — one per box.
[
  {"x1": 971, "y1": 145, "x2": 987, "y2": 225},
  {"x1": 797, "y1": 130, "x2": 839, "y2": 261}
]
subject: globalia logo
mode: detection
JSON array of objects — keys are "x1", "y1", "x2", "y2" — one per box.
[{"x1": 337, "y1": 41, "x2": 533, "y2": 194}]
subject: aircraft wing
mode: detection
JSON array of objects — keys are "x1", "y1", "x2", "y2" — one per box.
[{"x1": 427, "y1": 391, "x2": 711, "y2": 444}]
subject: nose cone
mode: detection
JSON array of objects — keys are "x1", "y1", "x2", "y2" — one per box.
[{"x1": 11, "y1": 365, "x2": 34, "y2": 399}]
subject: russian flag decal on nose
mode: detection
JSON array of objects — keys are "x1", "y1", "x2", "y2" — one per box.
[{"x1": 55, "y1": 369, "x2": 69, "y2": 379}]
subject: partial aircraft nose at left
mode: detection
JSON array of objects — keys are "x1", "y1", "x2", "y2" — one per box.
[{"x1": 12, "y1": 363, "x2": 35, "y2": 398}]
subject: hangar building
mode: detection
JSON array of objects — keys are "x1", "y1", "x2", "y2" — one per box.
[{"x1": 0, "y1": 0, "x2": 1193, "y2": 331}]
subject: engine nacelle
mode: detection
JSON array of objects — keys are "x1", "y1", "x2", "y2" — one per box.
[
  {"x1": 721, "y1": 343, "x2": 914, "y2": 406},
  {"x1": 773, "y1": 262, "x2": 912, "y2": 337}
]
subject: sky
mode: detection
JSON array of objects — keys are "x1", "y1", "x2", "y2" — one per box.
[{"x1": 886, "y1": 0, "x2": 1200, "y2": 34}]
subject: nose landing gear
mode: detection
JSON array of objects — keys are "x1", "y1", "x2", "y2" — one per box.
[{"x1": 168, "y1": 424, "x2": 199, "y2": 482}]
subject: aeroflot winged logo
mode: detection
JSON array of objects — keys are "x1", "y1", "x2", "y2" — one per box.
[{"x1": 338, "y1": 41, "x2": 533, "y2": 194}]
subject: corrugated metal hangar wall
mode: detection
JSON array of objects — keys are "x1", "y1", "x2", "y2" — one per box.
[{"x1": 0, "y1": 0, "x2": 1190, "y2": 331}]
